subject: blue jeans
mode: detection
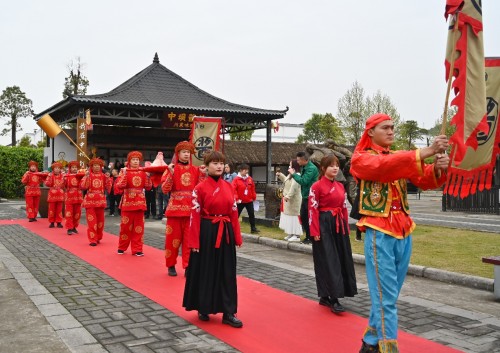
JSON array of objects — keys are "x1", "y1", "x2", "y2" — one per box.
[{"x1": 362, "y1": 228, "x2": 412, "y2": 352}]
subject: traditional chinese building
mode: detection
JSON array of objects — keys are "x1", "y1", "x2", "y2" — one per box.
[{"x1": 35, "y1": 53, "x2": 287, "y2": 181}]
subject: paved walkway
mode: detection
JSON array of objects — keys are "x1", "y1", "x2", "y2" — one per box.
[{"x1": 0, "y1": 198, "x2": 499, "y2": 352}]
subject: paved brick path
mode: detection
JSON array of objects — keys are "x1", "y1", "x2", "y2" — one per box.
[{"x1": 0, "y1": 200, "x2": 499, "y2": 352}]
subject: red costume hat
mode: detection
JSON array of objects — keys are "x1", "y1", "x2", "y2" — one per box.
[
  {"x1": 51, "y1": 161, "x2": 63, "y2": 169},
  {"x1": 67, "y1": 160, "x2": 79, "y2": 169},
  {"x1": 89, "y1": 158, "x2": 104, "y2": 167},
  {"x1": 127, "y1": 151, "x2": 143, "y2": 163},
  {"x1": 28, "y1": 161, "x2": 38, "y2": 169},
  {"x1": 353, "y1": 113, "x2": 393, "y2": 154},
  {"x1": 174, "y1": 141, "x2": 195, "y2": 155}
]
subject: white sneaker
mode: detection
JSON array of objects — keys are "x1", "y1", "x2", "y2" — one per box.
[
  {"x1": 288, "y1": 235, "x2": 301, "y2": 242},
  {"x1": 284, "y1": 234, "x2": 292, "y2": 241}
]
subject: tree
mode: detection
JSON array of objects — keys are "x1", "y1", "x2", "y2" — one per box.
[
  {"x1": 18, "y1": 135, "x2": 32, "y2": 147},
  {"x1": 337, "y1": 81, "x2": 367, "y2": 145},
  {"x1": 296, "y1": 113, "x2": 345, "y2": 144},
  {"x1": 366, "y1": 90, "x2": 401, "y2": 126},
  {"x1": 36, "y1": 135, "x2": 47, "y2": 148},
  {"x1": 62, "y1": 57, "x2": 90, "y2": 98},
  {"x1": 397, "y1": 120, "x2": 426, "y2": 150},
  {"x1": 0, "y1": 86, "x2": 34, "y2": 146},
  {"x1": 229, "y1": 129, "x2": 254, "y2": 141}
]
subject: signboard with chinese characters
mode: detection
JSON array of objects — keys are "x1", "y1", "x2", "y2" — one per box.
[
  {"x1": 161, "y1": 112, "x2": 199, "y2": 129},
  {"x1": 76, "y1": 117, "x2": 89, "y2": 169},
  {"x1": 189, "y1": 117, "x2": 222, "y2": 166}
]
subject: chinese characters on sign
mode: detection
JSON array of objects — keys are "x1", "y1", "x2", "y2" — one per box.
[
  {"x1": 76, "y1": 117, "x2": 89, "y2": 169},
  {"x1": 189, "y1": 117, "x2": 222, "y2": 166},
  {"x1": 161, "y1": 112, "x2": 199, "y2": 129}
]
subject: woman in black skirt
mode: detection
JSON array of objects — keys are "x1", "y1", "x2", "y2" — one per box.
[
  {"x1": 308, "y1": 154, "x2": 357, "y2": 313},
  {"x1": 183, "y1": 151, "x2": 243, "y2": 328}
]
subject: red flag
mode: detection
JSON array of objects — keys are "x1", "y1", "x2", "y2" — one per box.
[{"x1": 444, "y1": 0, "x2": 490, "y2": 197}]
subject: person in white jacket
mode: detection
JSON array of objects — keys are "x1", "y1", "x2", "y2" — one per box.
[{"x1": 276, "y1": 159, "x2": 303, "y2": 242}]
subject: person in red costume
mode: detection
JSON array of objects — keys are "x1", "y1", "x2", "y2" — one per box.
[
  {"x1": 309, "y1": 154, "x2": 357, "y2": 314},
  {"x1": 350, "y1": 113, "x2": 449, "y2": 353},
  {"x1": 64, "y1": 160, "x2": 84, "y2": 235},
  {"x1": 80, "y1": 158, "x2": 111, "y2": 246},
  {"x1": 44, "y1": 161, "x2": 65, "y2": 228},
  {"x1": 116, "y1": 151, "x2": 152, "y2": 256},
  {"x1": 232, "y1": 164, "x2": 260, "y2": 234},
  {"x1": 183, "y1": 150, "x2": 243, "y2": 328},
  {"x1": 161, "y1": 141, "x2": 206, "y2": 276},
  {"x1": 21, "y1": 161, "x2": 43, "y2": 222}
]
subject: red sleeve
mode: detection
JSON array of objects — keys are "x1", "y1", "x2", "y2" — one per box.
[
  {"x1": 232, "y1": 178, "x2": 241, "y2": 201},
  {"x1": 197, "y1": 166, "x2": 207, "y2": 184},
  {"x1": 21, "y1": 172, "x2": 29, "y2": 185},
  {"x1": 105, "y1": 176, "x2": 112, "y2": 194},
  {"x1": 351, "y1": 150, "x2": 422, "y2": 182},
  {"x1": 188, "y1": 186, "x2": 202, "y2": 249},
  {"x1": 250, "y1": 177, "x2": 257, "y2": 201},
  {"x1": 116, "y1": 174, "x2": 127, "y2": 189},
  {"x1": 80, "y1": 175, "x2": 90, "y2": 190},
  {"x1": 161, "y1": 168, "x2": 174, "y2": 193},
  {"x1": 410, "y1": 163, "x2": 447, "y2": 190},
  {"x1": 308, "y1": 182, "x2": 320, "y2": 238},
  {"x1": 44, "y1": 174, "x2": 54, "y2": 187}
]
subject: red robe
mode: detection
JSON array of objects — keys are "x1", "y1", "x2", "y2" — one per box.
[
  {"x1": 232, "y1": 175, "x2": 257, "y2": 204},
  {"x1": 308, "y1": 177, "x2": 348, "y2": 238},
  {"x1": 116, "y1": 168, "x2": 152, "y2": 254},
  {"x1": 64, "y1": 173, "x2": 84, "y2": 230},
  {"x1": 80, "y1": 172, "x2": 111, "y2": 244},
  {"x1": 161, "y1": 163, "x2": 205, "y2": 268},
  {"x1": 45, "y1": 172, "x2": 65, "y2": 223},
  {"x1": 187, "y1": 177, "x2": 242, "y2": 250},
  {"x1": 161, "y1": 163, "x2": 205, "y2": 217},
  {"x1": 21, "y1": 171, "x2": 42, "y2": 219}
]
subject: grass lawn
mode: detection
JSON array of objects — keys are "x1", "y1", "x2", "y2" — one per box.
[{"x1": 240, "y1": 222, "x2": 499, "y2": 279}]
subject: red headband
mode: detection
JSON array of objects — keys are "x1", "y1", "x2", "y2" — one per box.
[
  {"x1": 175, "y1": 141, "x2": 195, "y2": 155},
  {"x1": 353, "y1": 113, "x2": 393, "y2": 153},
  {"x1": 127, "y1": 151, "x2": 143, "y2": 162}
]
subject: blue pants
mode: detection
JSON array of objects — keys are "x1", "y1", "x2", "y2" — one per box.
[{"x1": 362, "y1": 228, "x2": 412, "y2": 353}]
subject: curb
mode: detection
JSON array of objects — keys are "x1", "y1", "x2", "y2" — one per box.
[{"x1": 241, "y1": 233, "x2": 494, "y2": 292}]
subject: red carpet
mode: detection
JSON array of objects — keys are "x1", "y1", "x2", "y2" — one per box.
[{"x1": 1, "y1": 219, "x2": 462, "y2": 353}]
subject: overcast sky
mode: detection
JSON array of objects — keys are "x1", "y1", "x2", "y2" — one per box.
[{"x1": 1, "y1": 1, "x2": 499, "y2": 146}]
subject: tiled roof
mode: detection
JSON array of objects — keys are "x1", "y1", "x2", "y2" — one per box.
[
  {"x1": 223, "y1": 141, "x2": 308, "y2": 165},
  {"x1": 71, "y1": 53, "x2": 287, "y2": 116}
]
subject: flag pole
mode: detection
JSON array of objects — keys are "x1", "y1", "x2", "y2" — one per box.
[
  {"x1": 441, "y1": 12, "x2": 460, "y2": 135},
  {"x1": 60, "y1": 129, "x2": 91, "y2": 161}
]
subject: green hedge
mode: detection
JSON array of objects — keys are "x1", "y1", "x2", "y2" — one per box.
[{"x1": 0, "y1": 146, "x2": 43, "y2": 199}]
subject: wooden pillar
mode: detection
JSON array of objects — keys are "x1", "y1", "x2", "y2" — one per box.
[{"x1": 266, "y1": 120, "x2": 272, "y2": 184}]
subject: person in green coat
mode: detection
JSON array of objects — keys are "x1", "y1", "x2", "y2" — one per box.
[{"x1": 289, "y1": 152, "x2": 319, "y2": 244}]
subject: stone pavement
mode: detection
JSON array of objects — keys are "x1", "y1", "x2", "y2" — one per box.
[{"x1": 0, "y1": 198, "x2": 499, "y2": 353}]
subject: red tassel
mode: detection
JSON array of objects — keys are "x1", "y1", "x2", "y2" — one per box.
[
  {"x1": 470, "y1": 173, "x2": 478, "y2": 195},
  {"x1": 478, "y1": 170, "x2": 486, "y2": 192},
  {"x1": 453, "y1": 175, "x2": 462, "y2": 197}
]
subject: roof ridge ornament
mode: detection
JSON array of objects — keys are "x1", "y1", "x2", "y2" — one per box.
[{"x1": 153, "y1": 52, "x2": 159, "y2": 63}]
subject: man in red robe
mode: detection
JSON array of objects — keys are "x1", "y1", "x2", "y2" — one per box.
[
  {"x1": 351, "y1": 114, "x2": 449, "y2": 353},
  {"x1": 116, "y1": 151, "x2": 152, "y2": 256},
  {"x1": 64, "y1": 160, "x2": 84, "y2": 235},
  {"x1": 80, "y1": 158, "x2": 111, "y2": 246},
  {"x1": 21, "y1": 161, "x2": 43, "y2": 222},
  {"x1": 45, "y1": 161, "x2": 65, "y2": 228},
  {"x1": 161, "y1": 141, "x2": 205, "y2": 276}
]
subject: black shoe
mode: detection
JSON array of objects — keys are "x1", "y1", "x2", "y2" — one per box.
[
  {"x1": 67, "y1": 229, "x2": 73, "y2": 235},
  {"x1": 359, "y1": 340, "x2": 380, "y2": 353},
  {"x1": 33, "y1": 218, "x2": 38, "y2": 222},
  {"x1": 72, "y1": 228, "x2": 78, "y2": 234},
  {"x1": 198, "y1": 312, "x2": 209, "y2": 321},
  {"x1": 168, "y1": 266, "x2": 177, "y2": 277},
  {"x1": 89, "y1": 242, "x2": 97, "y2": 247},
  {"x1": 57, "y1": 223, "x2": 63, "y2": 228},
  {"x1": 251, "y1": 228, "x2": 260, "y2": 234},
  {"x1": 301, "y1": 238, "x2": 312, "y2": 245},
  {"x1": 222, "y1": 314, "x2": 243, "y2": 328},
  {"x1": 133, "y1": 252, "x2": 144, "y2": 257},
  {"x1": 117, "y1": 249, "x2": 125, "y2": 255},
  {"x1": 156, "y1": 215, "x2": 163, "y2": 220},
  {"x1": 49, "y1": 223, "x2": 55, "y2": 228},
  {"x1": 145, "y1": 214, "x2": 150, "y2": 219},
  {"x1": 28, "y1": 218, "x2": 35, "y2": 222},
  {"x1": 331, "y1": 299, "x2": 345, "y2": 313},
  {"x1": 319, "y1": 297, "x2": 331, "y2": 307}
]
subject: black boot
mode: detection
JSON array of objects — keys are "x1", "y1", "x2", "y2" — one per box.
[
  {"x1": 359, "y1": 340, "x2": 380, "y2": 353},
  {"x1": 222, "y1": 314, "x2": 243, "y2": 328},
  {"x1": 49, "y1": 223, "x2": 55, "y2": 228},
  {"x1": 57, "y1": 222, "x2": 63, "y2": 228},
  {"x1": 168, "y1": 266, "x2": 177, "y2": 277}
]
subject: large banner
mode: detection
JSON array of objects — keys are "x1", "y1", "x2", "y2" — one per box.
[
  {"x1": 76, "y1": 117, "x2": 89, "y2": 169},
  {"x1": 444, "y1": 0, "x2": 491, "y2": 197},
  {"x1": 189, "y1": 117, "x2": 222, "y2": 166}
]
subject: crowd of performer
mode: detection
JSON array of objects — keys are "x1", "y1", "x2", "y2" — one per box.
[{"x1": 21, "y1": 118, "x2": 450, "y2": 349}]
